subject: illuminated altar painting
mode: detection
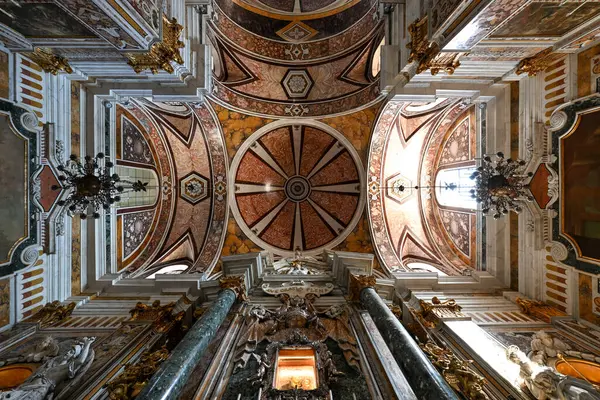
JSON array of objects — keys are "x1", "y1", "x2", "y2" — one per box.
[
  {"x1": 273, "y1": 347, "x2": 318, "y2": 391},
  {"x1": 562, "y1": 108, "x2": 600, "y2": 262}
]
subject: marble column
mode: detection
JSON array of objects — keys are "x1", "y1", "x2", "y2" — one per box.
[
  {"x1": 137, "y1": 276, "x2": 246, "y2": 400},
  {"x1": 355, "y1": 277, "x2": 458, "y2": 400}
]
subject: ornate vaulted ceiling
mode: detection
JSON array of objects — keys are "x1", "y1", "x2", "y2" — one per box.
[
  {"x1": 368, "y1": 98, "x2": 479, "y2": 276},
  {"x1": 113, "y1": 100, "x2": 228, "y2": 276},
  {"x1": 208, "y1": 0, "x2": 383, "y2": 117}
]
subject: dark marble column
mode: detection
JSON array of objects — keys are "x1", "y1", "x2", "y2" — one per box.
[
  {"x1": 137, "y1": 277, "x2": 246, "y2": 400},
  {"x1": 359, "y1": 286, "x2": 458, "y2": 400}
]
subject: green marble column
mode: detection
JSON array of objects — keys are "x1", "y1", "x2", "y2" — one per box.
[
  {"x1": 360, "y1": 286, "x2": 458, "y2": 400},
  {"x1": 137, "y1": 288, "x2": 237, "y2": 400}
]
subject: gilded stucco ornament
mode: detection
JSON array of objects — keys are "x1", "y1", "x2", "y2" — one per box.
[
  {"x1": 27, "y1": 301, "x2": 76, "y2": 327},
  {"x1": 128, "y1": 300, "x2": 184, "y2": 332},
  {"x1": 406, "y1": 16, "x2": 446, "y2": 75},
  {"x1": 106, "y1": 346, "x2": 170, "y2": 400},
  {"x1": 516, "y1": 47, "x2": 555, "y2": 77},
  {"x1": 419, "y1": 297, "x2": 464, "y2": 320},
  {"x1": 219, "y1": 275, "x2": 248, "y2": 302},
  {"x1": 421, "y1": 341, "x2": 489, "y2": 400},
  {"x1": 126, "y1": 17, "x2": 184, "y2": 74},
  {"x1": 27, "y1": 47, "x2": 73, "y2": 75},
  {"x1": 515, "y1": 297, "x2": 566, "y2": 323}
]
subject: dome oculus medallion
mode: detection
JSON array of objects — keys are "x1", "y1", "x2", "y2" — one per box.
[{"x1": 230, "y1": 122, "x2": 365, "y2": 256}]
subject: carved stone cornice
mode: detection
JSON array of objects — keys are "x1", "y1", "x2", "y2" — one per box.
[
  {"x1": 27, "y1": 301, "x2": 76, "y2": 326},
  {"x1": 125, "y1": 17, "x2": 184, "y2": 74},
  {"x1": 106, "y1": 346, "x2": 170, "y2": 400},
  {"x1": 128, "y1": 300, "x2": 184, "y2": 333},
  {"x1": 219, "y1": 275, "x2": 248, "y2": 302},
  {"x1": 347, "y1": 274, "x2": 376, "y2": 302},
  {"x1": 516, "y1": 47, "x2": 558, "y2": 77},
  {"x1": 515, "y1": 297, "x2": 566, "y2": 323},
  {"x1": 26, "y1": 48, "x2": 73, "y2": 75}
]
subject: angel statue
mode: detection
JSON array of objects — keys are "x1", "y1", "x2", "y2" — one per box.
[
  {"x1": 0, "y1": 336, "x2": 96, "y2": 400},
  {"x1": 0, "y1": 336, "x2": 60, "y2": 367},
  {"x1": 506, "y1": 345, "x2": 600, "y2": 400}
]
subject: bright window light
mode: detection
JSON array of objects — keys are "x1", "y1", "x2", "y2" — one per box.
[
  {"x1": 435, "y1": 167, "x2": 477, "y2": 210},
  {"x1": 146, "y1": 264, "x2": 188, "y2": 279}
]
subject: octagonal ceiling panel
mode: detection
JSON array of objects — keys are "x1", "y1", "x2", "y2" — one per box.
[{"x1": 230, "y1": 122, "x2": 365, "y2": 256}]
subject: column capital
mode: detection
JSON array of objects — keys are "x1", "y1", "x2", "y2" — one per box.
[
  {"x1": 348, "y1": 274, "x2": 376, "y2": 302},
  {"x1": 219, "y1": 275, "x2": 248, "y2": 302}
]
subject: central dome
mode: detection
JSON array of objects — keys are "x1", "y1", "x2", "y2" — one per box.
[{"x1": 229, "y1": 121, "x2": 365, "y2": 256}]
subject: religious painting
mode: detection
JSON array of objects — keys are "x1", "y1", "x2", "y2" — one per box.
[
  {"x1": 0, "y1": 2, "x2": 96, "y2": 38},
  {"x1": 0, "y1": 114, "x2": 26, "y2": 265},
  {"x1": 562, "y1": 108, "x2": 600, "y2": 262},
  {"x1": 491, "y1": 3, "x2": 600, "y2": 38}
]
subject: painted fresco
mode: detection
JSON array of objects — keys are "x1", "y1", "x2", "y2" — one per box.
[
  {"x1": 562, "y1": 109, "x2": 600, "y2": 262},
  {"x1": 491, "y1": 3, "x2": 600, "y2": 38},
  {"x1": 0, "y1": 115, "x2": 25, "y2": 265},
  {"x1": 0, "y1": 3, "x2": 95, "y2": 38},
  {"x1": 0, "y1": 278, "x2": 9, "y2": 328},
  {"x1": 126, "y1": 0, "x2": 162, "y2": 32}
]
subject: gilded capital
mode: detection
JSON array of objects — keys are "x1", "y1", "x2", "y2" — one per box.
[
  {"x1": 106, "y1": 346, "x2": 170, "y2": 399},
  {"x1": 347, "y1": 274, "x2": 376, "y2": 302},
  {"x1": 219, "y1": 275, "x2": 248, "y2": 302}
]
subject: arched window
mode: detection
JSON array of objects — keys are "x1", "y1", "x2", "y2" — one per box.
[
  {"x1": 145, "y1": 264, "x2": 188, "y2": 279},
  {"x1": 406, "y1": 262, "x2": 448, "y2": 276},
  {"x1": 435, "y1": 166, "x2": 477, "y2": 210}
]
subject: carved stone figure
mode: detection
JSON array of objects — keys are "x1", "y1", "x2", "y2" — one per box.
[
  {"x1": 506, "y1": 345, "x2": 600, "y2": 400},
  {"x1": 320, "y1": 350, "x2": 343, "y2": 381},
  {"x1": 0, "y1": 336, "x2": 60, "y2": 367},
  {"x1": 0, "y1": 336, "x2": 96, "y2": 400},
  {"x1": 247, "y1": 353, "x2": 271, "y2": 384},
  {"x1": 529, "y1": 331, "x2": 600, "y2": 366}
]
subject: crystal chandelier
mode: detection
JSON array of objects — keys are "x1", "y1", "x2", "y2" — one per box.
[
  {"x1": 469, "y1": 152, "x2": 534, "y2": 219},
  {"x1": 52, "y1": 153, "x2": 149, "y2": 219}
]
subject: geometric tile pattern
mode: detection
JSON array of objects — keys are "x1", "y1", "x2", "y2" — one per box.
[
  {"x1": 276, "y1": 21, "x2": 318, "y2": 42},
  {"x1": 281, "y1": 69, "x2": 314, "y2": 99},
  {"x1": 180, "y1": 172, "x2": 209, "y2": 205}
]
